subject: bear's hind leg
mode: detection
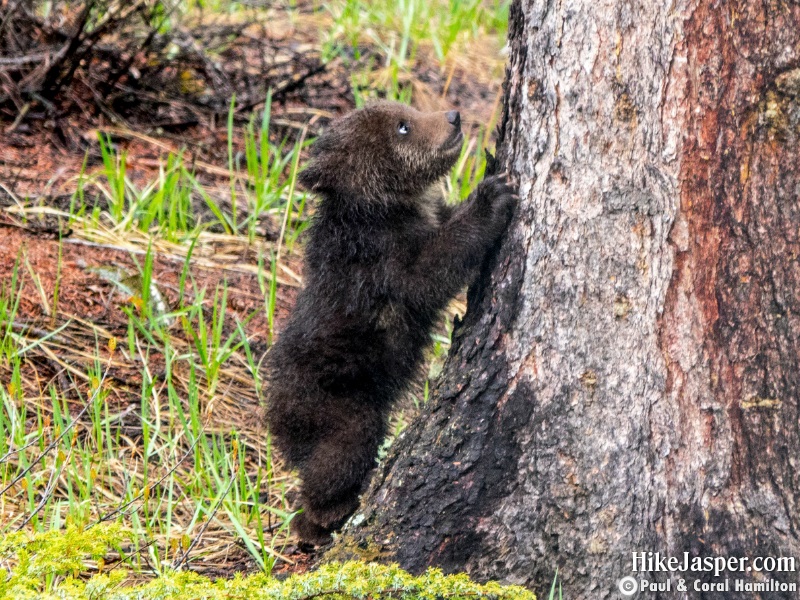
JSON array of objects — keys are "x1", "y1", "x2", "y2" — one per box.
[{"x1": 293, "y1": 411, "x2": 385, "y2": 544}]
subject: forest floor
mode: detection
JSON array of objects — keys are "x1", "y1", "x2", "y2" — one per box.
[{"x1": 0, "y1": 0, "x2": 507, "y2": 582}]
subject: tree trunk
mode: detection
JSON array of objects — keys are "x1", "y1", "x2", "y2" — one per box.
[{"x1": 328, "y1": 0, "x2": 800, "y2": 597}]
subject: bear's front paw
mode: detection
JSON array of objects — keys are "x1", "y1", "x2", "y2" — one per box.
[{"x1": 476, "y1": 173, "x2": 518, "y2": 232}]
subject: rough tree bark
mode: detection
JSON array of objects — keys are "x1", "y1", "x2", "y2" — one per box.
[{"x1": 329, "y1": 1, "x2": 800, "y2": 597}]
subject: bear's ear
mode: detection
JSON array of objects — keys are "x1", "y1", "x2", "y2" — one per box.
[
  {"x1": 298, "y1": 130, "x2": 339, "y2": 193},
  {"x1": 298, "y1": 161, "x2": 322, "y2": 191}
]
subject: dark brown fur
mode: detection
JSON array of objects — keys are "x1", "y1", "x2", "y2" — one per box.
[{"x1": 265, "y1": 101, "x2": 517, "y2": 544}]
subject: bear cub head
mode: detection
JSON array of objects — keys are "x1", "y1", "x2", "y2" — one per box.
[{"x1": 299, "y1": 101, "x2": 463, "y2": 201}]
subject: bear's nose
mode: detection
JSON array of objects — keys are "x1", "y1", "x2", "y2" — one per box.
[{"x1": 446, "y1": 110, "x2": 461, "y2": 129}]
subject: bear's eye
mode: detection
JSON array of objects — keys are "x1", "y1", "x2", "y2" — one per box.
[{"x1": 397, "y1": 122, "x2": 410, "y2": 135}]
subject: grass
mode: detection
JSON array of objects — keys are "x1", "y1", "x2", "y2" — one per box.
[
  {"x1": 0, "y1": 96, "x2": 308, "y2": 576},
  {"x1": 181, "y1": 0, "x2": 509, "y2": 100},
  {"x1": 180, "y1": 0, "x2": 510, "y2": 69},
  {"x1": 0, "y1": 0, "x2": 510, "y2": 588},
  {"x1": 90, "y1": 98, "x2": 308, "y2": 245},
  {"x1": 321, "y1": 0, "x2": 509, "y2": 69}
]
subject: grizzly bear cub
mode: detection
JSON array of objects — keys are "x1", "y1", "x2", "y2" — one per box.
[{"x1": 265, "y1": 101, "x2": 517, "y2": 545}]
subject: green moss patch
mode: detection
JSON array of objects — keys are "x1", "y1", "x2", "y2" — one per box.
[{"x1": 0, "y1": 526, "x2": 535, "y2": 600}]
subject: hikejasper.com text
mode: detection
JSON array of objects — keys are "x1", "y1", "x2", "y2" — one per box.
[{"x1": 632, "y1": 552, "x2": 796, "y2": 579}]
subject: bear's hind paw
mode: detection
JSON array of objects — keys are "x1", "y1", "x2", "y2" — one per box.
[{"x1": 292, "y1": 512, "x2": 335, "y2": 547}]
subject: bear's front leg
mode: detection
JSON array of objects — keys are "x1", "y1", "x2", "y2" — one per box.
[{"x1": 403, "y1": 173, "x2": 518, "y2": 307}]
